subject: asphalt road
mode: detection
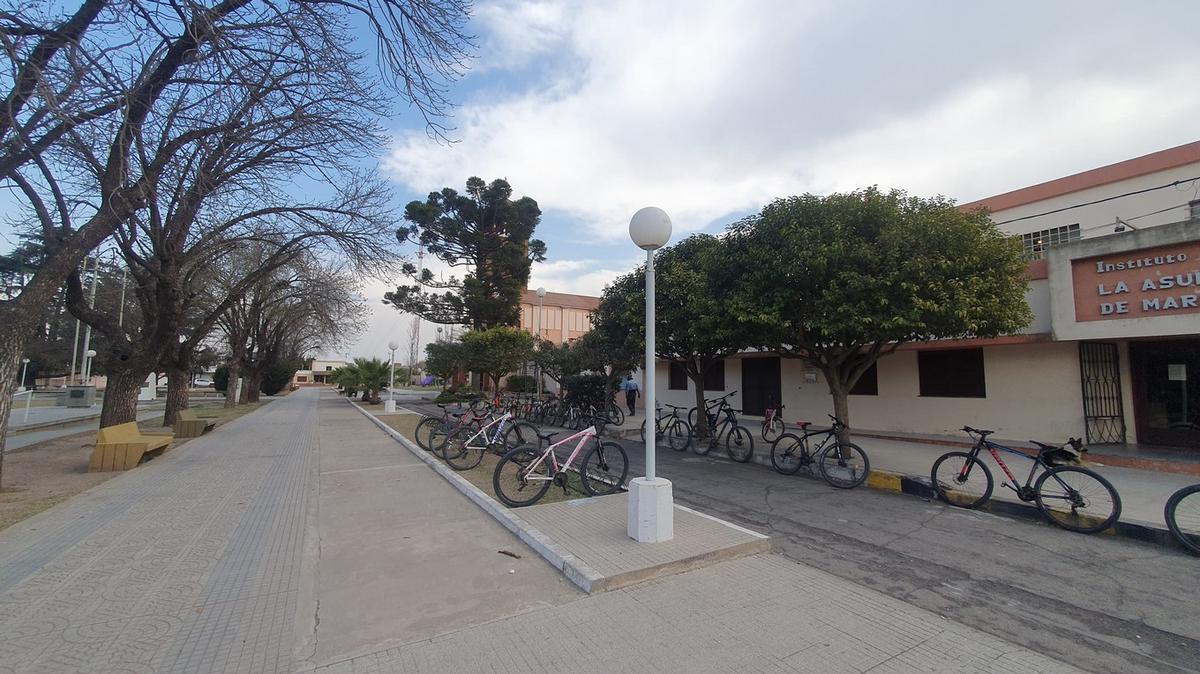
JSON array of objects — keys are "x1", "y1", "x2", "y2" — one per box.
[{"x1": 399, "y1": 397, "x2": 1200, "y2": 673}]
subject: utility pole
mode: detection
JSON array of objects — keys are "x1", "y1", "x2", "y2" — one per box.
[{"x1": 408, "y1": 251, "x2": 423, "y2": 385}]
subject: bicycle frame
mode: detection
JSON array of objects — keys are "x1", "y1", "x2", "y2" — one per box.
[
  {"x1": 457, "y1": 412, "x2": 513, "y2": 447},
  {"x1": 964, "y1": 437, "x2": 1055, "y2": 500},
  {"x1": 521, "y1": 425, "x2": 598, "y2": 482}
]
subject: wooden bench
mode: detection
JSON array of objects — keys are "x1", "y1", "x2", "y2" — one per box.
[
  {"x1": 89, "y1": 422, "x2": 173, "y2": 472},
  {"x1": 175, "y1": 408, "x2": 217, "y2": 438}
]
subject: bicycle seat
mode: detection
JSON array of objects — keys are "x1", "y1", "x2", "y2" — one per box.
[
  {"x1": 664, "y1": 403, "x2": 686, "y2": 410},
  {"x1": 962, "y1": 426, "x2": 993, "y2": 437},
  {"x1": 537, "y1": 431, "x2": 560, "y2": 442},
  {"x1": 796, "y1": 421, "x2": 812, "y2": 429}
]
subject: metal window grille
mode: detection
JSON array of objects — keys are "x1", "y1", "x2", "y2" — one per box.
[
  {"x1": 1020, "y1": 223, "x2": 1081, "y2": 260},
  {"x1": 1078, "y1": 342, "x2": 1126, "y2": 445}
]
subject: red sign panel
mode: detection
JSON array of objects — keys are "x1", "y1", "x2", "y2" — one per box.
[{"x1": 1071, "y1": 240, "x2": 1200, "y2": 322}]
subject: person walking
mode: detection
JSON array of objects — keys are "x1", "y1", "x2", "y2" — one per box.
[{"x1": 622, "y1": 374, "x2": 640, "y2": 416}]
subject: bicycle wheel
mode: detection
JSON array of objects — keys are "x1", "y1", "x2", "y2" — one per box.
[
  {"x1": 607, "y1": 403, "x2": 625, "y2": 427},
  {"x1": 931, "y1": 451, "x2": 993, "y2": 508},
  {"x1": 503, "y1": 421, "x2": 541, "y2": 452},
  {"x1": 725, "y1": 425, "x2": 754, "y2": 463},
  {"x1": 413, "y1": 416, "x2": 440, "y2": 451},
  {"x1": 580, "y1": 441, "x2": 629, "y2": 496},
  {"x1": 762, "y1": 417, "x2": 784, "y2": 443},
  {"x1": 443, "y1": 427, "x2": 486, "y2": 471},
  {"x1": 667, "y1": 418, "x2": 692, "y2": 451},
  {"x1": 493, "y1": 447, "x2": 553, "y2": 507},
  {"x1": 818, "y1": 442, "x2": 870, "y2": 489},
  {"x1": 428, "y1": 420, "x2": 454, "y2": 457},
  {"x1": 687, "y1": 407, "x2": 700, "y2": 428},
  {"x1": 1165, "y1": 484, "x2": 1200, "y2": 555},
  {"x1": 770, "y1": 433, "x2": 806, "y2": 475},
  {"x1": 639, "y1": 419, "x2": 647, "y2": 444},
  {"x1": 1034, "y1": 466, "x2": 1121, "y2": 533}
]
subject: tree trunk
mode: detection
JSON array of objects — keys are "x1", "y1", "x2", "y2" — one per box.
[
  {"x1": 224, "y1": 360, "x2": 241, "y2": 409},
  {"x1": 243, "y1": 369, "x2": 262, "y2": 403},
  {"x1": 100, "y1": 367, "x2": 147, "y2": 428},
  {"x1": 0, "y1": 327, "x2": 25, "y2": 489},
  {"x1": 164, "y1": 365, "x2": 190, "y2": 427},
  {"x1": 689, "y1": 370, "x2": 710, "y2": 439},
  {"x1": 826, "y1": 376, "x2": 852, "y2": 444}
]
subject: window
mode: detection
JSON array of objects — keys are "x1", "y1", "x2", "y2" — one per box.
[
  {"x1": 325, "y1": 366, "x2": 333, "y2": 371},
  {"x1": 668, "y1": 362, "x2": 688, "y2": 390},
  {"x1": 703, "y1": 360, "x2": 725, "y2": 391},
  {"x1": 1190, "y1": 200, "x2": 1200, "y2": 222},
  {"x1": 918, "y1": 348, "x2": 986, "y2": 398},
  {"x1": 849, "y1": 363, "x2": 878, "y2": 396},
  {"x1": 1020, "y1": 224, "x2": 1080, "y2": 260}
]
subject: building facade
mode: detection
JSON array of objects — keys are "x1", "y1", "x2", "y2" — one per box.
[
  {"x1": 518, "y1": 288, "x2": 600, "y2": 345},
  {"x1": 293, "y1": 359, "x2": 350, "y2": 386},
  {"x1": 651, "y1": 141, "x2": 1200, "y2": 448}
]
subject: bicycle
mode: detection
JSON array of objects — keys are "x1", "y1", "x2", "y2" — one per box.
[
  {"x1": 697, "y1": 406, "x2": 754, "y2": 462},
  {"x1": 415, "y1": 402, "x2": 485, "y2": 455},
  {"x1": 769, "y1": 415, "x2": 870, "y2": 488},
  {"x1": 931, "y1": 427, "x2": 1121, "y2": 534},
  {"x1": 442, "y1": 411, "x2": 523, "y2": 470},
  {"x1": 639, "y1": 403, "x2": 693, "y2": 451},
  {"x1": 688, "y1": 390, "x2": 737, "y2": 429},
  {"x1": 761, "y1": 404, "x2": 785, "y2": 442},
  {"x1": 1165, "y1": 484, "x2": 1200, "y2": 555},
  {"x1": 492, "y1": 425, "x2": 629, "y2": 507}
]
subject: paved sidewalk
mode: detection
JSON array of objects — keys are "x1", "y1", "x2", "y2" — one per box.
[{"x1": 313, "y1": 553, "x2": 1080, "y2": 674}]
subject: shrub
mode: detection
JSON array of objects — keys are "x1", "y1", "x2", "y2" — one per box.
[
  {"x1": 561, "y1": 373, "x2": 617, "y2": 408},
  {"x1": 505, "y1": 374, "x2": 537, "y2": 393},
  {"x1": 214, "y1": 365, "x2": 229, "y2": 392},
  {"x1": 434, "y1": 384, "x2": 482, "y2": 404},
  {"x1": 261, "y1": 359, "x2": 301, "y2": 396}
]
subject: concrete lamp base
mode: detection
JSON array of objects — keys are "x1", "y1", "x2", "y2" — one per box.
[
  {"x1": 627, "y1": 477, "x2": 674, "y2": 542},
  {"x1": 383, "y1": 400, "x2": 396, "y2": 413}
]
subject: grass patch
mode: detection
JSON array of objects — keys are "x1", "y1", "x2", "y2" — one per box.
[{"x1": 379, "y1": 414, "x2": 585, "y2": 507}]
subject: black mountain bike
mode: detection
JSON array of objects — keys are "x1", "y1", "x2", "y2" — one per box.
[
  {"x1": 688, "y1": 390, "x2": 737, "y2": 429},
  {"x1": 639, "y1": 403, "x2": 693, "y2": 451},
  {"x1": 1165, "y1": 484, "x2": 1200, "y2": 555},
  {"x1": 697, "y1": 406, "x2": 754, "y2": 462},
  {"x1": 931, "y1": 427, "x2": 1121, "y2": 534},
  {"x1": 769, "y1": 415, "x2": 870, "y2": 488}
]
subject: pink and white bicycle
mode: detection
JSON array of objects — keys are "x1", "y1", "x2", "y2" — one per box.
[{"x1": 491, "y1": 425, "x2": 629, "y2": 507}]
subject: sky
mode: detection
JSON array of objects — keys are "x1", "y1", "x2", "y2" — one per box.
[
  {"x1": 348, "y1": 0, "x2": 1200, "y2": 362},
  {"x1": 6, "y1": 1, "x2": 1200, "y2": 364}
]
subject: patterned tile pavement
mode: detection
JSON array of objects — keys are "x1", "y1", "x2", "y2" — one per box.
[
  {"x1": 0, "y1": 390, "x2": 318, "y2": 674},
  {"x1": 310, "y1": 554, "x2": 1084, "y2": 674}
]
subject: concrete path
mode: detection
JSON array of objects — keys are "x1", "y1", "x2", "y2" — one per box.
[{"x1": 0, "y1": 388, "x2": 1082, "y2": 673}]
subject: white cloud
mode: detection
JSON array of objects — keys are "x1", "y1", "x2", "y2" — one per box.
[
  {"x1": 385, "y1": 1, "x2": 1200, "y2": 242},
  {"x1": 528, "y1": 257, "x2": 634, "y2": 297}
]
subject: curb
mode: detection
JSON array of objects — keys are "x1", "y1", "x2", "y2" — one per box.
[{"x1": 345, "y1": 399, "x2": 608, "y2": 593}]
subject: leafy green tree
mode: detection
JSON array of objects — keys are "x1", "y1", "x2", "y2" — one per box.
[
  {"x1": 530, "y1": 338, "x2": 578, "y2": 385},
  {"x1": 729, "y1": 187, "x2": 1032, "y2": 436},
  {"x1": 592, "y1": 234, "x2": 753, "y2": 435},
  {"x1": 424, "y1": 341, "x2": 466, "y2": 385},
  {"x1": 385, "y1": 177, "x2": 547, "y2": 329},
  {"x1": 261, "y1": 358, "x2": 302, "y2": 396},
  {"x1": 459, "y1": 326, "x2": 534, "y2": 391}
]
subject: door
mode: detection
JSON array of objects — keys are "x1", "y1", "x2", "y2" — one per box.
[
  {"x1": 741, "y1": 356, "x2": 781, "y2": 417},
  {"x1": 1131, "y1": 339, "x2": 1200, "y2": 448},
  {"x1": 1078, "y1": 342, "x2": 1126, "y2": 445}
]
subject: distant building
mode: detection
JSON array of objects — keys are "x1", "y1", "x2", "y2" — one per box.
[
  {"x1": 518, "y1": 288, "x2": 600, "y2": 345},
  {"x1": 293, "y1": 359, "x2": 350, "y2": 386}
]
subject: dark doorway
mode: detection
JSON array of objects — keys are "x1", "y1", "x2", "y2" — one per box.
[
  {"x1": 741, "y1": 356, "x2": 781, "y2": 416},
  {"x1": 1131, "y1": 339, "x2": 1200, "y2": 448}
]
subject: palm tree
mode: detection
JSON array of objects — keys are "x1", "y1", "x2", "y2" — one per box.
[{"x1": 353, "y1": 357, "x2": 392, "y2": 402}]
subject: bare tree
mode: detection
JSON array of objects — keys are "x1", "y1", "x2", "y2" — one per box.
[{"x1": 0, "y1": 0, "x2": 472, "y2": 484}]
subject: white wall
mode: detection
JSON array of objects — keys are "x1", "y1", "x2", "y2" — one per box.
[
  {"x1": 652, "y1": 343, "x2": 1088, "y2": 442},
  {"x1": 990, "y1": 160, "x2": 1200, "y2": 239}
]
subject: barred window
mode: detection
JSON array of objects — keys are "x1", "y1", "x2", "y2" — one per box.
[
  {"x1": 1190, "y1": 200, "x2": 1200, "y2": 221},
  {"x1": 1020, "y1": 224, "x2": 1080, "y2": 260}
]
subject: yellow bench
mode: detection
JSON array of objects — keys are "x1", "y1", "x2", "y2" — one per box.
[
  {"x1": 175, "y1": 408, "x2": 217, "y2": 438},
  {"x1": 90, "y1": 422, "x2": 173, "y2": 472}
]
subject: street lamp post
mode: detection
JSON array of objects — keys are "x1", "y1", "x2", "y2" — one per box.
[
  {"x1": 385, "y1": 340, "x2": 399, "y2": 413},
  {"x1": 536, "y1": 286, "x2": 546, "y2": 397},
  {"x1": 20, "y1": 357, "x2": 30, "y2": 392},
  {"x1": 627, "y1": 206, "x2": 673, "y2": 543},
  {"x1": 83, "y1": 349, "x2": 97, "y2": 384}
]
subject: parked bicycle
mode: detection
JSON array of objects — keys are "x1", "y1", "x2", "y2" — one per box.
[
  {"x1": 769, "y1": 415, "x2": 870, "y2": 488},
  {"x1": 931, "y1": 427, "x2": 1121, "y2": 534},
  {"x1": 640, "y1": 403, "x2": 693, "y2": 451},
  {"x1": 696, "y1": 405, "x2": 754, "y2": 462},
  {"x1": 492, "y1": 425, "x2": 629, "y2": 507},
  {"x1": 761, "y1": 404, "x2": 785, "y2": 442},
  {"x1": 687, "y1": 390, "x2": 737, "y2": 429},
  {"x1": 442, "y1": 411, "x2": 525, "y2": 470},
  {"x1": 414, "y1": 402, "x2": 486, "y2": 455},
  {"x1": 1165, "y1": 484, "x2": 1200, "y2": 555}
]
